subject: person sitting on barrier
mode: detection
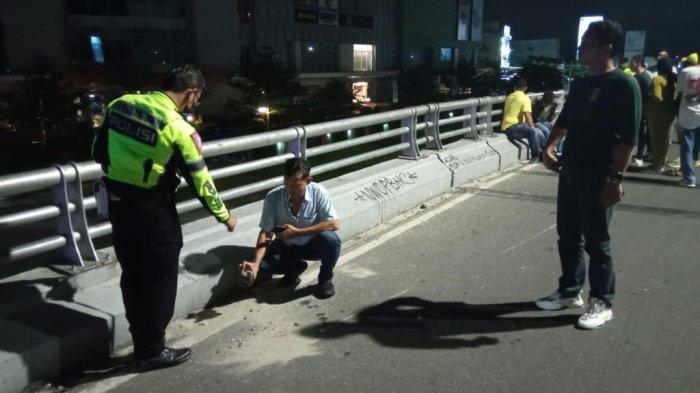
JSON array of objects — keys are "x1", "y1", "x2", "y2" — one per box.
[
  {"x1": 533, "y1": 91, "x2": 557, "y2": 137},
  {"x1": 500, "y1": 77, "x2": 546, "y2": 161},
  {"x1": 240, "y1": 158, "x2": 341, "y2": 299},
  {"x1": 533, "y1": 91, "x2": 563, "y2": 153}
]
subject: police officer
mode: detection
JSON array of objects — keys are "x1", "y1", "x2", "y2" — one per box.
[{"x1": 92, "y1": 65, "x2": 237, "y2": 370}]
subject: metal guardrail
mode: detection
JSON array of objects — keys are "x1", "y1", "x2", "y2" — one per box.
[{"x1": 0, "y1": 91, "x2": 562, "y2": 267}]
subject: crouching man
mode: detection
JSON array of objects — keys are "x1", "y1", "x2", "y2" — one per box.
[{"x1": 241, "y1": 158, "x2": 341, "y2": 299}]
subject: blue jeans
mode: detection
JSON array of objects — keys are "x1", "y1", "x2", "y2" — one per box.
[
  {"x1": 505, "y1": 123, "x2": 545, "y2": 158},
  {"x1": 261, "y1": 231, "x2": 341, "y2": 283},
  {"x1": 534, "y1": 121, "x2": 552, "y2": 139},
  {"x1": 679, "y1": 126, "x2": 700, "y2": 183},
  {"x1": 556, "y1": 171, "x2": 615, "y2": 306}
]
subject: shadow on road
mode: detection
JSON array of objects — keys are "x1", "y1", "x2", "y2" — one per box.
[
  {"x1": 300, "y1": 297, "x2": 577, "y2": 349},
  {"x1": 181, "y1": 245, "x2": 319, "y2": 310}
]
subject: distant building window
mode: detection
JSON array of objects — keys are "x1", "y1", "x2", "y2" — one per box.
[
  {"x1": 353, "y1": 44, "x2": 374, "y2": 72},
  {"x1": 440, "y1": 48, "x2": 453, "y2": 62},
  {"x1": 90, "y1": 36, "x2": 105, "y2": 64}
]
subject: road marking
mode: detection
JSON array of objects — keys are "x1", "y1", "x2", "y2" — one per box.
[
  {"x1": 299, "y1": 166, "x2": 531, "y2": 286},
  {"x1": 498, "y1": 223, "x2": 557, "y2": 255}
]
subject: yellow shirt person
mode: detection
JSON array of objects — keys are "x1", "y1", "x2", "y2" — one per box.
[{"x1": 501, "y1": 90, "x2": 533, "y2": 131}]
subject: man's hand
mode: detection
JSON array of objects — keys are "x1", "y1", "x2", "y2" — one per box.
[
  {"x1": 224, "y1": 216, "x2": 237, "y2": 232},
  {"x1": 542, "y1": 146, "x2": 560, "y2": 172},
  {"x1": 239, "y1": 260, "x2": 259, "y2": 279},
  {"x1": 276, "y1": 224, "x2": 301, "y2": 240},
  {"x1": 599, "y1": 183, "x2": 624, "y2": 207}
]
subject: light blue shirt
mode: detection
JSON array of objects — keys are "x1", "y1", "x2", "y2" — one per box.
[{"x1": 259, "y1": 182, "x2": 339, "y2": 246}]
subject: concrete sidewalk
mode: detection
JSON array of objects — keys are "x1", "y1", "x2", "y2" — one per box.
[{"x1": 45, "y1": 165, "x2": 700, "y2": 393}]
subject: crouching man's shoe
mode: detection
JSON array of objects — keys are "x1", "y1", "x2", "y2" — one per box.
[
  {"x1": 314, "y1": 281, "x2": 335, "y2": 299},
  {"x1": 138, "y1": 347, "x2": 191, "y2": 372}
]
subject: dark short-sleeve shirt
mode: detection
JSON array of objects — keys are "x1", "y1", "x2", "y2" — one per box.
[
  {"x1": 556, "y1": 69, "x2": 642, "y2": 172},
  {"x1": 634, "y1": 71, "x2": 652, "y2": 106}
]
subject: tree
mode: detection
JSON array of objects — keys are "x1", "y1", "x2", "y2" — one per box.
[
  {"x1": 518, "y1": 57, "x2": 563, "y2": 92},
  {"x1": 454, "y1": 60, "x2": 477, "y2": 93},
  {"x1": 398, "y1": 67, "x2": 440, "y2": 105},
  {"x1": 0, "y1": 56, "x2": 92, "y2": 173},
  {"x1": 314, "y1": 79, "x2": 356, "y2": 121},
  {"x1": 222, "y1": 48, "x2": 307, "y2": 131},
  {"x1": 3, "y1": 56, "x2": 82, "y2": 145}
]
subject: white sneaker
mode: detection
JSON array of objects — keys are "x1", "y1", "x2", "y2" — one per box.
[
  {"x1": 629, "y1": 158, "x2": 644, "y2": 168},
  {"x1": 678, "y1": 178, "x2": 696, "y2": 188},
  {"x1": 535, "y1": 290, "x2": 584, "y2": 311},
  {"x1": 577, "y1": 298, "x2": 613, "y2": 330}
]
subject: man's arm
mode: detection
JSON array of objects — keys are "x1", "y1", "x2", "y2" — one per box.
[
  {"x1": 523, "y1": 112, "x2": 536, "y2": 128},
  {"x1": 600, "y1": 75, "x2": 642, "y2": 207},
  {"x1": 276, "y1": 219, "x2": 341, "y2": 241},
  {"x1": 239, "y1": 229, "x2": 272, "y2": 279},
  {"x1": 611, "y1": 144, "x2": 636, "y2": 174},
  {"x1": 92, "y1": 106, "x2": 112, "y2": 174},
  {"x1": 542, "y1": 123, "x2": 567, "y2": 171},
  {"x1": 172, "y1": 121, "x2": 236, "y2": 231}
]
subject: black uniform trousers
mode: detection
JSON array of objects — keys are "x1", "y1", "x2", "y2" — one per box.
[{"x1": 107, "y1": 182, "x2": 182, "y2": 360}]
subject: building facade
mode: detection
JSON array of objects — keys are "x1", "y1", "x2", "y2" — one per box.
[{"x1": 484, "y1": 0, "x2": 700, "y2": 61}]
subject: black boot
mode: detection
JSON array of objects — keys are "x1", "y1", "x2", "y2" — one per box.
[{"x1": 314, "y1": 281, "x2": 335, "y2": 299}]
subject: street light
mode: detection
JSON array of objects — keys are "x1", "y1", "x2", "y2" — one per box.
[{"x1": 257, "y1": 105, "x2": 271, "y2": 130}]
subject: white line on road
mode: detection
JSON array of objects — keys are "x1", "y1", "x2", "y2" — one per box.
[{"x1": 497, "y1": 223, "x2": 556, "y2": 256}]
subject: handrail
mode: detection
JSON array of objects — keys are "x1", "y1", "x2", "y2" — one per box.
[{"x1": 0, "y1": 90, "x2": 564, "y2": 267}]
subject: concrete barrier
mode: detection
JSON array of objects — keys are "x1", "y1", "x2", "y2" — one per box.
[
  {"x1": 0, "y1": 148, "x2": 509, "y2": 393},
  {"x1": 435, "y1": 135, "x2": 520, "y2": 187}
]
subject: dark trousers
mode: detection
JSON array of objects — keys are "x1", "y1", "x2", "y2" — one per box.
[
  {"x1": 262, "y1": 231, "x2": 341, "y2": 283},
  {"x1": 556, "y1": 171, "x2": 615, "y2": 306},
  {"x1": 108, "y1": 194, "x2": 182, "y2": 359},
  {"x1": 635, "y1": 119, "x2": 649, "y2": 159}
]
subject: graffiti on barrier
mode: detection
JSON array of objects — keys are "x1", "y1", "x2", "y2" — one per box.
[
  {"x1": 442, "y1": 148, "x2": 497, "y2": 171},
  {"x1": 353, "y1": 172, "x2": 419, "y2": 202}
]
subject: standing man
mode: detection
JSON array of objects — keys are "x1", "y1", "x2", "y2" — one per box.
[
  {"x1": 240, "y1": 158, "x2": 341, "y2": 299},
  {"x1": 93, "y1": 65, "x2": 237, "y2": 370},
  {"x1": 534, "y1": 21, "x2": 641, "y2": 330},
  {"x1": 630, "y1": 55, "x2": 653, "y2": 167},
  {"x1": 501, "y1": 78, "x2": 545, "y2": 162},
  {"x1": 676, "y1": 52, "x2": 700, "y2": 188}
]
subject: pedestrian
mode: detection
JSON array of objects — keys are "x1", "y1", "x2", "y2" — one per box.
[
  {"x1": 647, "y1": 57, "x2": 679, "y2": 172},
  {"x1": 630, "y1": 55, "x2": 653, "y2": 167},
  {"x1": 676, "y1": 52, "x2": 700, "y2": 188},
  {"x1": 92, "y1": 64, "x2": 238, "y2": 370},
  {"x1": 536, "y1": 20, "x2": 641, "y2": 329}
]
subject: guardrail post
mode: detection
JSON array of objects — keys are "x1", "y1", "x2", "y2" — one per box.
[
  {"x1": 424, "y1": 103, "x2": 443, "y2": 150},
  {"x1": 53, "y1": 162, "x2": 98, "y2": 267},
  {"x1": 478, "y1": 97, "x2": 495, "y2": 137},
  {"x1": 400, "y1": 107, "x2": 420, "y2": 159},
  {"x1": 288, "y1": 126, "x2": 307, "y2": 159},
  {"x1": 464, "y1": 102, "x2": 480, "y2": 140}
]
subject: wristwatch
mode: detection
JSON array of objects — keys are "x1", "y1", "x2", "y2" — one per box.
[{"x1": 603, "y1": 171, "x2": 624, "y2": 184}]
